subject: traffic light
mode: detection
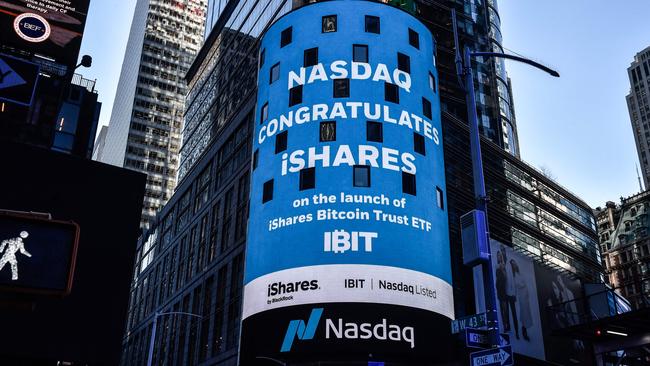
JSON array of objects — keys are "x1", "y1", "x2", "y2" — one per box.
[{"x1": 0, "y1": 210, "x2": 79, "y2": 295}]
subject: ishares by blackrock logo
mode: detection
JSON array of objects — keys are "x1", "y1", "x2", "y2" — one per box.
[{"x1": 280, "y1": 308, "x2": 415, "y2": 352}]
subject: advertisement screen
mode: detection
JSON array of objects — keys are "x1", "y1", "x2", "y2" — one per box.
[
  {"x1": 490, "y1": 239, "x2": 592, "y2": 364},
  {"x1": 0, "y1": 0, "x2": 89, "y2": 67},
  {"x1": 241, "y1": 2, "x2": 453, "y2": 363}
]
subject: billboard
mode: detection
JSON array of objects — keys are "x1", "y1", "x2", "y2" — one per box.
[
  {"x1": 490, "y1": 240, "x2": 591, "y2": 364},
  {"x1": 0, "y1": 211, "x2": 78, "y2": 295},
  {"x1": 241, "y1": 1, "x2": 452, "y2": 363},
  {"x1": 0, "y1": 0, "x2": 89, "y2": 67}
]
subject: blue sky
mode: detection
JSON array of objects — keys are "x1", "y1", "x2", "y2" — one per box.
[{"x1": 78, "y1": 0, "x2": 650, "y2": 208}]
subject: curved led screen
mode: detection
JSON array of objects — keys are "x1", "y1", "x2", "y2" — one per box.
[{"x1": 242, "y1": 1, "x2": 453, "y2": 363}]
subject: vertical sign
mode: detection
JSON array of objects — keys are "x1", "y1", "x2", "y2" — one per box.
[{"x1": 241, "y1": 1, "x2": 453, "y2": 363}]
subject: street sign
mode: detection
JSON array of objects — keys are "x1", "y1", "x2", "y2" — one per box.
[
  {"x1": 0, "y1": 210, "x2": 79, "y2": 295},
  {"x1": 499, "y1": 333, "x2": 510, "y2": 347},
  {"x1": 465, "y1": 328, "x2": 490, "y2": 348},
  {"x1": 451, "y1": 312, "x2": 487, "y2": 334},
  {"x1": 0, "y1": 53, "x2": 39, "y2": 106},
  {"x1": 469, "y1": 346, "x2": 513, "y2": 366}
]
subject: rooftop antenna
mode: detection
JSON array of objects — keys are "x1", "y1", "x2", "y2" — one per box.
[{"x1": 636, "y1": 163, "x2": 644, "y2": 192}]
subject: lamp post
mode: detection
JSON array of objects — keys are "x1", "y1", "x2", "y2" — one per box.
[
  {"x1": 451, "y1": 9, "x2": 559, "y2": 348},
  {"x1": 146, "y1": 311, "x2": 203, "y2": 366}
]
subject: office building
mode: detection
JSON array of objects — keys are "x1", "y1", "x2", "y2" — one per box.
[
  {"x1": 52, "y1": 73, "x2": 102, "y2": 159},
  {"x1": 100, "y1": 0, "x2": 207, "y2": 227},
  {"x1": 627, "y1": 46, "x2": 650, "y2": 189},
  {"x1": 596, "y1": 193, "x2": 650, "y2": 309},
  {"x1": 120, "y1": 1, "x2": 601, "y2": 365}
]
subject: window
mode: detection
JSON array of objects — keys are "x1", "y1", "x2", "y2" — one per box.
[
  {"x1": 322, "y1": 15, "x2": 337, "y2": 33},
  {"x1": 402, "y1": 172, "x2": 416, "y2": 195},
  {"x1": 289, "y1": 85, "x2": 303, "y2": 106},
  {"x1": 353, "y1": 44, "x2": 368, "y2": 63},
  {"x1": 365, "y1": 15, "x2": 380, "y2": 34},
  {"x1": 408, "y1": 28, "x2": 419, "y2": 49},
  {"x1": 436, "y1": 187, "x2": 444, "y2": 209},
  {"x1": 353, "y1": 165, "x2": 371, "y2": 187},
  {"x1": 385, "y1": 82, "x2": 399, "y2": 103},
  {"x1": 333, "y1": 79, "x2": 350, "y2": 98},
  {"x1": 253, "y1": 149, "x2": 258, "y2": 170},
  {"x1": 260, "y1": 102, "x2": 268, "y2": 123},
  {"x1": 367, "y1": 121, "x2": 383, "y2": 142},
  {"x1": 422, "y1": 97, "x2": 432, "y2": 119},
  {"x1": 414, "y1": 133, "x2": 425, "y2": 155},
  {"x1": 320, "y1": 121, "x2": 336, "y2": 142},
  {"x1": 270, "y1": 63, "x2": 280, "y2": 84},
  {"x1": 262, "y1": 180, "x2": 274, "y2": 203},
  {"x1": 397, "y1": 52, "x2": 410, "y2": 73},
  {"x1": 300, "y1": 167, "x2": 316, "y2": 190},
  {"x1": 429, "y1": 72, "x2": 437, "y2": 93},
  {"x1": 259, "y1": 48, "x2": 265, "y2": 69},
  {"x1": 275, "y1": 131, "x2": 288, "y2": 154},
  {"x1": 281, "y1": 27, "x2": 292, "y2": 47},
  {"x1": 304, "y1": 47, "x2": 318, "y2": 67}
]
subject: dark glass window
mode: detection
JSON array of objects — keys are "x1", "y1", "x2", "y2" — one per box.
[
  {"x1": 397, "y1": 52, "x2": 410, "y2": 73},
  {"x1": 408, "y1": 28, "x2": 419, "y2": 49},
  {"x1": 366, "y1": 121, "x2": 383, "y2": 142},
  {"x1": 259, "y1": 48, "x2": 265, "y2": 69},
  {"x1": 275, "y1": 131, "x2": 288, "y2": 154},
  {"x1": 365, "y1": 15, "x2": 380, "y2": 34},
  {"x1": 320, "y1": 121, "x2": 336, "y2": 142},
  {"x1": 281, "y1": 27, "x2": 292, "y2": 47},
  {"x1": 422, "y1": 97, "x2": 432, "y2": 119},
  {"x1": 300, "y1": 167, "x2": 316, "y2": 190},
  {"x1": 436, "y1": 187, "x2": 444, "y2": 209},
  {"x1": 402, "y1": 172, "x2": 416, "y2": 195},
  {"x1": 304, "y1": 47, "x2": 318, "y2": 67},
  {"x1": 353, "y1": 44, "x2": 368, "y2": 63},
  {"x1": 385, "y1": 82, "x2": 399, "y2": 103},
  {"x1": 270, "y1": 62, "x2": 280, "y2": 84},
  {"x1": 262, "y1": 180, "x2": 274, "y2": 203},
  {"x1": 289, "y1": 85, "x2": 303, "y2": 107},
  {"x1": 253, "y1": 149, "x2": 259, "y2": 170},
  {"x1": 333, "y1": 79, "x2": 350, "y2": 98},
  {"x1": 429, "y1": 72, "x2": 437, "y2": 93},
  {"x1": 322, "y1": 15, "x2": 337, "y2": 33},
  {"x1": 353, "y1": 165, "x2": 371, "y2": 187},
  {"x1": 414, "y1": 133, "x2": 425, "y2": 155},
  {"x1": 260, "y1": 102, "x2": 268, "y2": 123}
]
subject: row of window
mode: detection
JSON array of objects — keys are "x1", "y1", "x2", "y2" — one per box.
[
  {"x1": 260, "y1": 169, "x2": 445, "y2": 204},
  {"x1": 267, "y1": 121, "x2": 427, "y2": 156},
  {"x1": 275, "y1": 15, "x2": 420, "y2": 49},
  {"x1": 260, "y1": 14, "x2": 423, "y2": 70}
]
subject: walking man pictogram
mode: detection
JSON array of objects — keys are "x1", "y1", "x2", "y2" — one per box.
[{"x1": 0, "y1": 231, "x2": 32, "y2": 280}]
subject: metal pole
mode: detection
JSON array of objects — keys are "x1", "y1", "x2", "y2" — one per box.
[
  {"x1": 146, "y1": 312, "x2": 159, "y2": 366},
  {"x1": 145, "y1": 311, "x2": 202, "y2": 366},
  {"x1": 463, "y1": 46, "x2": 500, "y2": 348}
]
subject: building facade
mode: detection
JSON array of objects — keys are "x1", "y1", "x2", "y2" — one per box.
[
  {"x1": 596, "y1": 192, "x2": 650, "y2": 309},
  {"x1": 627, "y1": 46, "x2": 650, "y2": 189},
  {"x1": 100, "y1": 0, "x2": 207, "y2": 227},
  {"x1": 120, "y1": 1, "x2": 601, "y2": 365}
]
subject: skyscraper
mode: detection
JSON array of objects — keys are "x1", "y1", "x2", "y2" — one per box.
[
  {"x1": 120, "y1": 1, "x2": 601, "y2": 364},
  {"x1": 99, "y1": 0, "x2": 207, "y2": 227},
  {"x1": 627, "y1": 46, "x2": 650, "y2": 189}
]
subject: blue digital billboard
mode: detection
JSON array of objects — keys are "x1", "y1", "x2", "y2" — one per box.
[{"x1": 241, "y1": 1, "x2": 453, "y2": 363}]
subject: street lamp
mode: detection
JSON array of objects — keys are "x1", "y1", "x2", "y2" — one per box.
[
  {"x1": 450, "y1": 9, "x2": 559, "y2": 348},
  {"x1": 145, "y1": 311, "x2": 203, "y2": 366}
]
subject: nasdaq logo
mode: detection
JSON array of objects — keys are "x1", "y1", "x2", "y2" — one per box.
[{"x1": 280, "y1": 308, "x2": 324, "y2": 352}]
